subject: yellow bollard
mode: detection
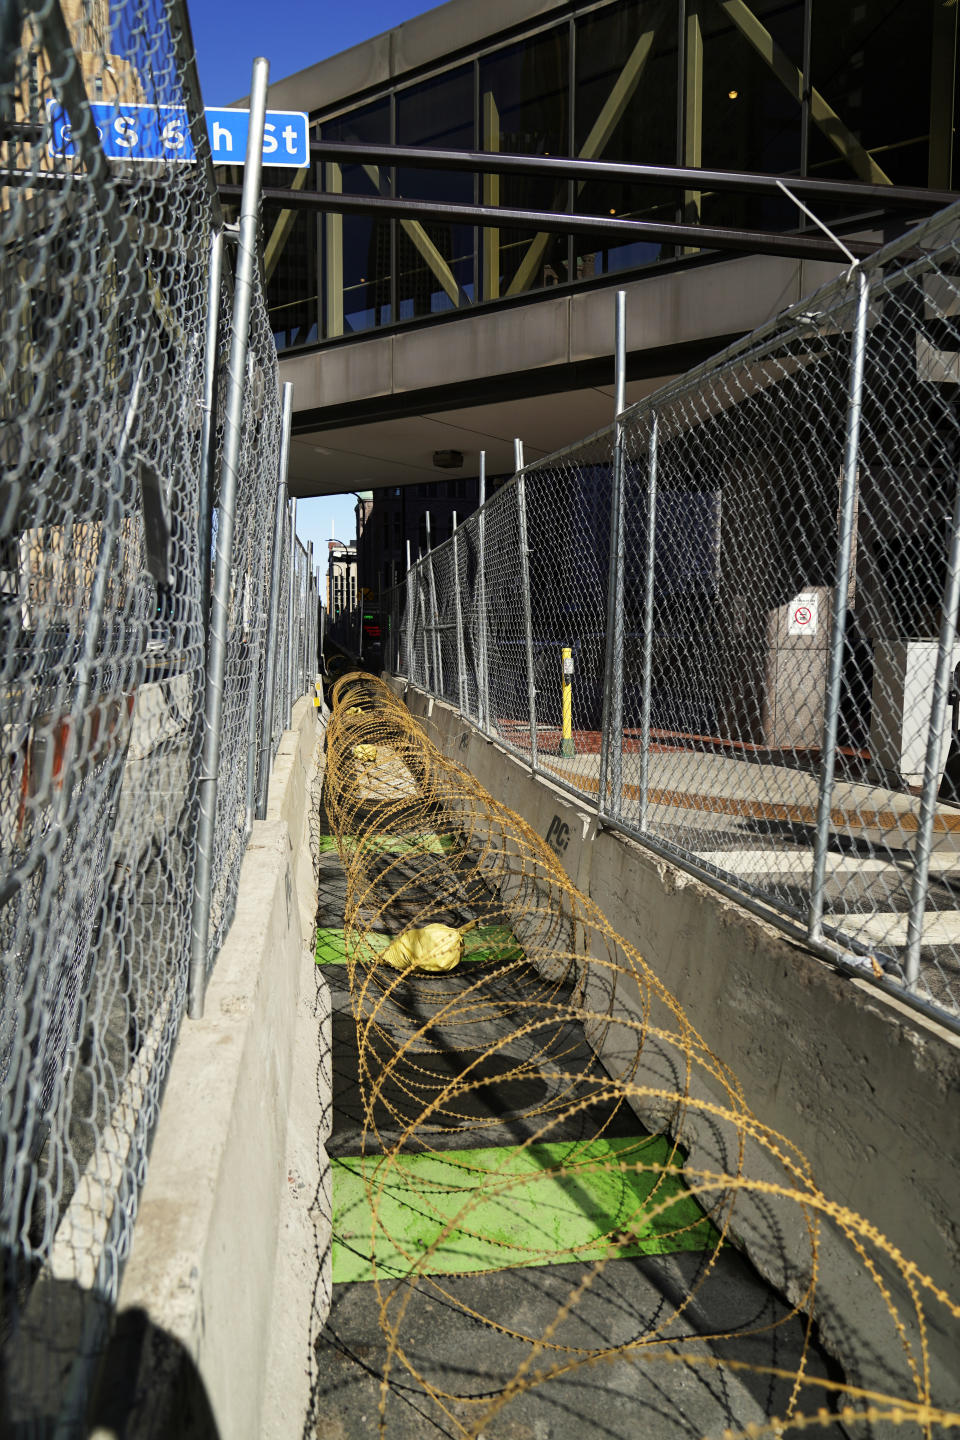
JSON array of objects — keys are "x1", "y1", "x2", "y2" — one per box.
[{"x1": 560, "y1": 647, "x2": 575, "y2": 757}]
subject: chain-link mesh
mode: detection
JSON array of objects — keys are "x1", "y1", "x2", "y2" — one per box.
[
  {"x1": 391, "y1": 201, "x2": 960, "y2": 1036},
  {"x1": 207, "y1": 286, "x2": 283, "y2": 965},
  {"x1": 271, "y1": 502, "x2": 293, "y2": 754},
  {"x1": 0, "y1": 3, "x2": 317, "y2": 1425}
]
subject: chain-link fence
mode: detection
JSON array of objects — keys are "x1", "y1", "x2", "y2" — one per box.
[
  {"x1": 387, "y1": 199, "x2": 960, "y2": 1037},
  {"x1": 0, "y1": 2, "x2": 317, "y2": 1427}
]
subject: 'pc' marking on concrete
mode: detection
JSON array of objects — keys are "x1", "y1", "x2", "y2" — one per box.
[
  {"x1": 315, "y1": 924, "x2": 524, "y2": 966},
  {"x1": 331, "y1": 1135, "x2": 718, "y2": 1283}
]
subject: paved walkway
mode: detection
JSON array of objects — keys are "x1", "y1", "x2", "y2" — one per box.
[{"x1": 497, "y1": 735, "x2": 960, "y2": 1018}]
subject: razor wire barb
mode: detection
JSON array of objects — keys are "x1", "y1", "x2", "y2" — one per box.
[
  {"x1": 0, "y1": 1, "x2": 317, "y2": 1427},
  {"x1": 384, "y1": 199, "x2": 960, "y2": 1037}
]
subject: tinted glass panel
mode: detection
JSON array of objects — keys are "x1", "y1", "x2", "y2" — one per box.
[
  {"x1": 264, "y1": 162, "x2": 319, "y2": 349},
  {"x1": 696, "y1": 0, "x2": 804, "y2": 231},
  {"x1": 810, "y1": 0, "x2": 933, "y2": 189},
  {"x1": 574, "y1": 0, "x2": 678, "y2": 278},
  {"x1": 479, "y1": 26, "x2": 570, "y2": 300},
  {"x1": 396, "y1": 65, "x2": 476, "y2": 316},
  {"x1": 321, "y1": 98, "x2": 391, "y2": 336}
]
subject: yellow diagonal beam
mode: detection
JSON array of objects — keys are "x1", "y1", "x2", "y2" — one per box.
[
  {"x1": 263, "y1": 165, "x2": 310, "y2": 284},
  {"x1": 361, "y1": 161, "x2": 463, "y2": 307},
  {"x1": 506, "y1": 25, "x2": 657, "y2": 297},
  {"x1": 718, "y1": 0, "x2": 891, "y2": 186}
]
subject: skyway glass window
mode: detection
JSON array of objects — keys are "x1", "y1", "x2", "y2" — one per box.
[
  {"x1": 396, "y1": 65, "x2": 476, "y2": 316},
  {"x1": 320, "y1": 98, "x2": 392, "y2": 338},
  {"x1": 478, "y1": 26, "x2": 570, "y2": 301}
]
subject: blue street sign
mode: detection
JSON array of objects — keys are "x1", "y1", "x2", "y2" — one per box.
[
  {"x1": 205, "y1": 107, "x2": 308, "y2": 168},
  {"x1": 47, "y1": 101, "x2": 193, "y2": 162},
  {"x1": 46, "y1": 101, "x2": 309, "y2": 169}
]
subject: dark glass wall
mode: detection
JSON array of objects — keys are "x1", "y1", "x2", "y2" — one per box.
[
  {"x1": 696, "y1": 0, "x2": 804, "y2": 231},
  {"x1": 266, "y1": 0, "x2": 955, "y2": 352},
  {"x1": 264, "y1": 162, "x2": 320, "y2": 350},
  {"x1": 321, "y1": 98, "x2": 391, "y2": 338},
  {"x1": 479, "y1": 27, "x2": 571, "y2": 299},
  {"x1": 396, "y1": 65, "x2": 476, "y2": 316},
  {"x1": 574, "y1": 0, "x2": 679, "y2": 276}
]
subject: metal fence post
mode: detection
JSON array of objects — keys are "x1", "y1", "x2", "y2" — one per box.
[
  {"x1": 425, "y1": 510, "x2": 443, "y2": 695},
  {"x1": 189, "y1": 56, "x2": 270, "y2": 1020},
  {"x1": 255, "y1": 381, "x2": 293, "y2": 820},
  {"x1": 417, "y1": 554, "x2": 430, "y2": 690},
  {"x1": 599, "y1": 291, "x2": 628, "y2": 818},
  {"x1": 198, "y1": 227, "x2": 224, "y2": 637},
  {"x1": 478, "y1": 451, "x2": 491, "y2": 735},
  {"x1": 405, "y1": 539, "x2": 414, "y2": 681},
  {"x1": 452, "y1": 511, "x2": 467, "y2": 715},
  {"x1": 808, "y1": 264, "x2": 870, "y2": 943},
  {"x1": 515, "y1": 437, "x2": 538, "y2": 770},
  {"x1": 638, "y1": 410, "x2": 659, "y2": 833},
  {"x1": 307, "y1": 540, "x2": 315, "y2": 676},
  {"x1": 285, "y1": 496, "x2": 297, "y2": 726},
  {"x1": 904, "y1": 469, "x2": 960, "y2": 986}
]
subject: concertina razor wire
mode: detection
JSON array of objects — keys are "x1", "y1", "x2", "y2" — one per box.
[
  {"x1": 0, "y1": 0, "x2": 317, "y2": 1424},
  {"x1": 322, "y1": 670, "x2": 960, "y2": 1439}
]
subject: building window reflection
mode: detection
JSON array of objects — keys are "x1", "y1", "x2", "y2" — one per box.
[
  {"x1": 695, "y1": 0, "x2": 804, "y2": 232},
  {"x1": 320, "y1": 97, "x2": 391, "y2": 338},
  {"x1": 267, "y1": 0, "x2": 956, "y2": 356},
  {"x1": 574, "y1": 0, "x2": 679, "y2": 278},
  {"x1": 479, "y1": 27, "x2": 570, "y2": 301},
  {"x1": 396, "y1": 65, "x2": 476, "y2": 317}
]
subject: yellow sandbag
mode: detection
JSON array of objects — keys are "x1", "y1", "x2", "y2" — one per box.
[
  {"x1": 381, "y1": 924, "x2": 463, "y2": 973},
  {"x1": 353, "y1": 744, "x2": 378, "y2": 765}
]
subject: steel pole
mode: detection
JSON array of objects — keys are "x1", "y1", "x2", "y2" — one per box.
[
  {"x1": 451, "y1": 511, "x2": 467, "y2": 715},
  {"x1": 904, "y1": 468, "x2": 960, "y2": 985},
  {"x1": 478, "y1": 452, "x2": 491, "y2": 735},
  {"x1": 198, "y1": 227, "x2": 224, "y2": 637},
  {"x1": 306, "y1": 540, "x2": 315, "y2": 677},
  {"x1": 425, "y1": 510, "x2": 443, "y2": 695},
  {"x1": 405, "y1": 539, "x2": 414, "y2": 681},
  {"x1": 808, "y1": 265, "x2": 870, "y2": 942},
  {"x1": 189, "y1": 57, "x2": 270, "y2": 1020},
  {"x1": 638, "y1": 410, "x2": 659, "y2": 833},
  {"x1": 515, "y1": 438, "x2": 538, "y2": 771},
  {"x1": 256, "y1": 381, "x2": 293, "y2": 820},
  {"x1": 417, "y1": 556, "x2": 430, "y2": 691},
  {"x1": 285, "y1": 496, "x2": 297, "y2": 724},
  {"x1": 599, "y1": 291, "x2": 628, "y2": 818}
]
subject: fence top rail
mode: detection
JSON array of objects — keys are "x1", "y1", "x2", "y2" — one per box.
[{"x1": 308, "y1": 139, "x2": 959, "y2": 215}]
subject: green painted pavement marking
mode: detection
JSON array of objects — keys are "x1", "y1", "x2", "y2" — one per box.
[
  {"x1": 315, "y1": 924, "x2": 523, "y2": 967},
  {"x1": 332, "y1": 1135, "x2": 718, "y2": 1283},
  {"x1": 316, "y1": 832, "x2": 453, "y2": 855}
]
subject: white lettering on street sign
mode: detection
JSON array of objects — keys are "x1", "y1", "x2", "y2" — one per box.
[{"x1": 47, "y1": 100, "x2": 309, "y2": 169}]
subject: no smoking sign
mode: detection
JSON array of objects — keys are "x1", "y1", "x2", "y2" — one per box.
[{"x1": 788, "y1": 591, "x2": 819, "y2": 637}]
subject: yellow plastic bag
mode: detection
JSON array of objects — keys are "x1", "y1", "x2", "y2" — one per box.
[
  {"x1": 353, "y1": 744, "x2": 378, "y2": 765},
  {"x1": 381, "y1": 924, "x2": 463, "y2": 974}
]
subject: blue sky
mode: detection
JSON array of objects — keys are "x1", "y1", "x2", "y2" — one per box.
[
  {"x1": 187, "y1": 0, "x2": 427, "y2": 109},
  {"x1": 187, "y1": 0, "x2": 430, "y2": 570}
]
